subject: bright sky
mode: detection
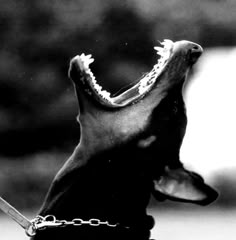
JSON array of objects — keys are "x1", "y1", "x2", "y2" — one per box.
[{"x1": 181, "y1": 47, "x2": 236, "y2": 178}]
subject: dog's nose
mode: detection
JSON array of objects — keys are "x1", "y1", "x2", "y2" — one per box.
[{"x1": 187, "y1": 43, "x2": 203, "y2": 64}]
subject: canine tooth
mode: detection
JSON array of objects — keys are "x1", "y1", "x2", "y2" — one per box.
[
  {"x1": 161, "y1": 39, "x2": 173, "y2": 45},
  {"x1": 163, "y1": 39, "x2": 173, "y2": 44},
  {"x1": 154, "y1": 46, "x2": 164, "y2": 56},
  {"x1": 154, "y1": 46, "x2": 163, "y2": 51},
  {"x1": 161, "y1": 39, "x2": 173, "y2": 50},
  {"x1": 85, "y1": 54, "x2": 94, "y2": 63},
  {"x1": 79, "y1": 53, "x2": 94, "y2": 69},
  {"x1": 87, "y1": 58, "x2": 94, "y2": 65}
]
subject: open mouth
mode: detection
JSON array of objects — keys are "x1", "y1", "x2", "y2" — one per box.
[{"x1": 69, "y1": 40, "x2": 202, "y2": 109}]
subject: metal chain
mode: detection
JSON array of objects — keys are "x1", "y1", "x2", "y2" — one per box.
[{"x1": 31, "y1": 215, "x2": 120, "y2": 233}]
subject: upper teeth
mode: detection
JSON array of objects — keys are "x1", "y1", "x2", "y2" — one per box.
[
  {"x1": 161, "y1": 39, "x2": 174, "y2": 50},
  {"x1": 138, "y1": 39, "x2": 173, "y2": 94},
  {"x1": 154, "y1": 46, "x2": 165, "y2": 55},
  {"x1": 155, "y1": 39, "x2": 173, "y2": 61}
]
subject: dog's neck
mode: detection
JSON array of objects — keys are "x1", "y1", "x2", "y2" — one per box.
[{"x1": 39, "y1": 106, "x2": 155, "y2": 222}]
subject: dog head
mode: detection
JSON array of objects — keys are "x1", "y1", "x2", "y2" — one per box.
[{"x1": 68, "y1": 40, "x2": 218, "y2": 205}]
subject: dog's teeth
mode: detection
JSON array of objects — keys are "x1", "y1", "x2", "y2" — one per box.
[
  {"x1": 154, "y1": 46, "x2": 164, "y2": 56},
  {"x1": 94, "y1": 83, "x2": 102, "y2": 92},
  {"x1": 161, "y1": 39, "x2": 174, "y2": 50},
  {"x1": 93, "y1": 82, "x2": 112, "y2": 100},
  {"x1": 163, "y1": 39, "x2": 174, "y2": 44},
  {"x1": 76, "y1": 53, "x2": 113, "y2": 102},
  {"x1": 87, "y1": 58, "x2": 94, "y2": 65},
  {"x1": 138, "y1": 40, "x2": 174, "y2": 95},
  {"x1": 79, "y1": 54, "x2": 94, "y2": 70},
  {"x1": 92, "y1": 78, "x2": 97, "y2": 84},
  {"x1": 100, "y1": 90, "x2": 111, "y2": 99},
  {"x1": 154, "y1": 46, "x2": 163, "y2": 51},
  {"x1": 84, "y1": 54, "x2": 94, "y2": 64}
]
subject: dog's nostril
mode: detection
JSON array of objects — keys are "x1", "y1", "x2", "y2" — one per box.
[
  {"x1": 192, "y1": 45, "x2": 200, "y2": 51},
  {"x1": 188, "y1": 44, "x2": 203, "y2": 64},
  {"x1": 191, "y1": 45, "x2": 203, "y2": 53}
]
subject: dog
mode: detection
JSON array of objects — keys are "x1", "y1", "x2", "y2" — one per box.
[{"x1": 31, "y1": 40, "x2": 218, "y2": 240}]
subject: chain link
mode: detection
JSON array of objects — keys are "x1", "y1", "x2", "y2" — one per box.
[{"x1": 31, "y1": 215, "x2": 120, "y2": 233}]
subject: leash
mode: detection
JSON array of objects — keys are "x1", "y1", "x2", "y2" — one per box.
[
  {"x1": 0, "y1": 196, "x2": 122, "y2": 237},
  {"x1": 0, "y1": 196, "x2": 36, "y2": 236}
]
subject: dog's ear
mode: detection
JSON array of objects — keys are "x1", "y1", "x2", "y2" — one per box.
[{"x1": 152, "y1": 166, "x2": 218, "y2": 205}]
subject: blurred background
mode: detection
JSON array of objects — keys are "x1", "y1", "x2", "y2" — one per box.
[{"x1": 0, "y1": 0, "x2": 235, "y2": 239}]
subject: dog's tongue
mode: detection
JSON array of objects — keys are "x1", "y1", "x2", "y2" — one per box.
[{"x1": 153, "y1": 166, "x2": 218, "y2": 205}]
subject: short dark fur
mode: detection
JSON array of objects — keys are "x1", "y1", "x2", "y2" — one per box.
[{"x1": 32, "y1": 41, "x2": 218, "y2": 240}]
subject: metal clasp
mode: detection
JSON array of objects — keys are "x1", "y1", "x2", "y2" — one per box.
[
  {"x1": 32, "y1": 215, "x2": 63, "y2": 231},
  {"x1": 25, "y1": 224, "x2": 37, "y2": 237},
  {"x1": 35, "y1": 220, "x2": 63, "y2": 230}
]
